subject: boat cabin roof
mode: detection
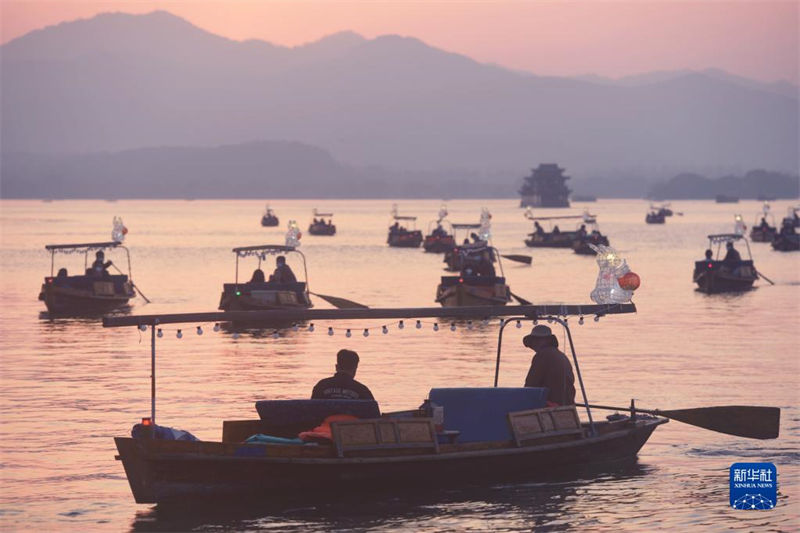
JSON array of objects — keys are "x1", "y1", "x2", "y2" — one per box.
[
  {"x1": 45, "y1": 241, "x2": 123, "y2": 252},
  {"x1": 313, "y1": 209, "x2": 333, "y2": 217},
  {"x1": 451, "y1": 223, "x2": 481, "y2": 229},
  {"x1": 393, "y1": 216, "x2": 417, "y2": 221},
  {"x1": 707, "y1": 233, "x2": 745, "y2": 243},
  {"x1": 232, "y1": 244, "x2": 296, "y2": 254}
]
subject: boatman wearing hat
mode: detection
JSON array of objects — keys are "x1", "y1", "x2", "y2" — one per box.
[
  {"x1": 312, "y1": 349, "x2": 374, "y2": 401},
  {"x1": 522, "y1": 325, "x2": 576, "y2": 406}
]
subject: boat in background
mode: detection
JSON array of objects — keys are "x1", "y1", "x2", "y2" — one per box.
[
  {"x1": 387, "y1": 205, "x2": 423, "y2": 248},
  {"x1": 715, "y1": 195, "x2": 740, "y2": 204},
  {"x1": 749, "y1": 203, "x2": 777, "y2": 243},
  {"x1": 645, "y1": 211, "x2": 665, "y2": 224},
  {"x1": 218, "y1": 245, "x2": 312, "y2": 311},
  {"x1": 693, "y1": 234, "x2": 758, "y2": 293},
  {"x1": 771, "y1": 218, "x2": 799, "y2": 252},
  {"x1": 650, "y1": 203, "x2": 673, "y2": 217},
  {"x1": 261, "y1": 206, "x2": 279, "y2": 227},
  {"x1": 38, "y1": 241, "x2": 136, "y2": 315},
  {"x1": 423, "y1": 205, "x2": 456, "y2": 253},
  {"x1": 524, "y1": 210, "x2": 596, "y2": 247},
  {"x1": 573, "y1": 220, "x2": 611, "y2": 255},
  {"x1": 308, "y1": 209, "x2": 336, "y2": 236},
  {"x1": 436, "y1": 246, "x2": 512, "y2": 306}
]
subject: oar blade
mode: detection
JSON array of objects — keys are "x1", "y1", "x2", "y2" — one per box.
[
  {"x1": 501, "y1": 254, "x2": 533, "y2": 265},
  {"x1": 660, "y1": 406, "x2": 780, "y2": 439},
  {"x1": 312, "y1": 293, "x2": 369, "y2": 309},
  {"x1": 509, "y1": 292, "x2": 532, "y2": 305}
]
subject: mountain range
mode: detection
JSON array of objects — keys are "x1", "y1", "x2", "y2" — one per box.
[{"x1": 1, "y1": 10, "x2": 798, "y2": 198}]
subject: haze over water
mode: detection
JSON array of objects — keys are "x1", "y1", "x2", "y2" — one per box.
[{"x1": 0, "y1": 198, "x2": 798, "y2": 530}]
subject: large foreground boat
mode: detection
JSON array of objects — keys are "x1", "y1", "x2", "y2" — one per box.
[
  {"x1": 693, "y1": 234, "x2": 758, "y2": 293},
  {"x1": 38, "y1": 241, "x2": 136, "y2": 315},
  {"x1": 218, "y1": 245, "x2": 312, "y2": 311},
  {"x1": 105, "y1": 304, "x2": 778, "y2": 504}
]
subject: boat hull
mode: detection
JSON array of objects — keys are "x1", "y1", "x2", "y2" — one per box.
[
  {"x1": 573, "y1": 235, "x2": 609, "y2": 255},
  {"x1": 693, "y1": 261, "x2": 757, "y2": 293},
  {"x1": 750, "y1": 228, "x2": 776, "y2": 242},
  {"x1": 39, "y1": 278, "x2": 134, "y2": 315},
  {"x1": 436, "y1": 278, "x2": 511, "y2": 306},
  {"x1": 524, "y1": 232, "x2": 578, "y2": 248},
  {"x1": 645, "y1": 214, "x2": 665, "y2": 224},
  {"x1": 261, "y1": 216, "x2": 279, "y2": 227},
  {"x1": 388, "y1": 231, "x2": 423, "y2": 248},
  {"x1": 114, "y1": 418, "x2": 665, "y2": 504},
  {"x1": 771, "y1": 234, "x2": 799, "y2": 251},
  {"x1": 423, "y1": 235, "x2": 455, "y2": 253},
  {"x1": 308, "y1": 224, "x2": 336, "y2": 236}
]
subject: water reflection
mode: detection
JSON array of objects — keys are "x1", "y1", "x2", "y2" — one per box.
[{"x1": 129, "y1": 461, "x2": 652, "y2": 532}]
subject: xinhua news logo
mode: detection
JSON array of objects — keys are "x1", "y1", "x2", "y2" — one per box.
[{"x1": 730, "y1": 462, "x2": 777, "y2": 510}]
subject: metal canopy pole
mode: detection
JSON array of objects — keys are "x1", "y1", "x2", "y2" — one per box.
[
  {"x1": 552, "y1": 316, "x2": 596, "y2": 436},
  {"x1": 150, "y1": 323, "x2": 157, "y2": 429}
]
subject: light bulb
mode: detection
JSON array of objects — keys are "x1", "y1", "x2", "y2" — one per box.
[
  {"x1": 363, "y1": 329, "x2": 369, "y2": 337},
  {"x1": 450, "y1": 322, "x2": 456, "y2": 331},
  {"x1": 594, "y1": 315, "x2": 600, "y2": 322},
  {"x1": 272, "y1": 331, "x2": 279, "y2": 339},
  {"x1": 579, "y1": 316, "x2": 585, "y2": 325},
  {"x1": 176, "y1": 329, "x2": 183, "y2": 339},
  {"x1": 232, "y1": 332, "x2": 239, "y2": 339},
  {"x1": 213, "y1": 323, "x2": 220, "y2": 332},
  {"x1": 467, "y1": 321, "x2": 473, "y2": 330},
  {"x1": 415, "y1": 320, "x2": 422, "y2": 329},
  {"x1": 398, "y1": 320, "x2": 404, "y2": 330},
  {"x1": 292, "y1": 324, "x2": 299, "y2": 332},
  {"x1": 157, "y1": 329, "x2": 163, "y2": 338},
  {"x1": 138, "y1": 324, "x2": 147, "y2": 332},
  {"x1": 516, "y1": 320, "x2": 522, "y2": 329},
  {"x1": 196, "y1": 326, "x2": 203, "y2": 335},
  {"x1": 382, "y1": 325, "x2": 388, "y2": 334},
  {"x1": 346, "y1": 329, "x2": 352, "y2": 338},
  {"x1": 433, "y1": 323, "x2": 439, "y2": 331},
  {"x1": 308, "y1": 323, "x2": 315, "y2": 333},
  {"x1": 328, "y1": 327, "x2": 334, "y2": 336}
]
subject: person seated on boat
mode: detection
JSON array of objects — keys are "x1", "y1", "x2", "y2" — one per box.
[
  {"x1": 91, "y1": 250, "x2": 112, "y2": 277},
  {"x1": 534, "y1": 221, "x2": 544, "y2": 235},
  {"x1": 578, "y1": 224, "x2": 587, "y2": 239},
  {"x1": 759, "y1": 217, "x2": 770, "y2": 230},
  {"x1": 390, "y1": 221, "x2": 400, "y2": 234},
  {"x1": 433, "y1": 224, "x2": 446, "y2": 237},
  {"x1": 552, "y1": 225, "x2": 561, "y2": 235},
  {"x1": 57, "y1": 267, "x2": 68, "y2": 278},
  {"x1": 704, "y1": 249, "x2": 713, "y2": 261},
  {"x1": 476, "y1": 250, "x2": 496, "y2": 277},
  {"x1": 722, "y1": 242, "x2": 741, "y2": 265},
  {"x1": 522, "y1": 325, "x2": 576, "y2": 406},
  {"x1": 780, "y1": 220, "x2": 796, "y2": 236},
  {"x1": 311, "y1": 349, "x2": 374, "y2": 400},
  {"x1": 269, "y1": 256, "x2": 297, "y2": 284},
  {"x1": 470, "y1": 232, "x2": 482, "y2": 243},
  {"x1": 250, "y1": 268, "x2": 265, "y2": 283}
]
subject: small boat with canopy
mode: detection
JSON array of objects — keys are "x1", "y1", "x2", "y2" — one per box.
[
  {"x1": 645, "y1": 210, "x2": 665, "y2": 224},
  {"x1": 572, "y1": 219, "x2": 611, "y2": 255},
  {"x1": 693, "y1": 234, "x2": 758, "y2": 293},
  {"x1": 749, "y1": 203, "x2": 777, "y2": 242},
  {"x1": 650, "y1": 203, "x2": 673, "y2": 217},
  {"x1": 387, "y1": 205, "x2": 423, "y2": 248},
  {"x1": 524, "y1": 210, "x2": 596, "y2": 248},
  {"x1": 423, "y1": 206, "x2": 456, "y2": 253},
  {"x1": 38, "y1": 241, "x2": 137, "y2": 315},
  {"x1": 104, "y1": 303, "x2": 779, "y2": 504},
  {"x1": 308, "y1": 209, "x2": 336, "y2": 236},
  {"x1": 443, "y1": 223, "x2": 485, "y2": 270},
  {"x1": 218, "y1": 245, "x2": 312, "y2": 312},
  {"x1": 260, "y1": 206, "x2": 279, "y2": 227},
  {"x1": 436, "y1": 246, "x2": 513, "y2": 307}
]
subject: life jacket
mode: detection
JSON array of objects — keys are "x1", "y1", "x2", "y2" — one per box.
[{"x1": 298, "y1": 414, "x2": 359, "y2": 442}]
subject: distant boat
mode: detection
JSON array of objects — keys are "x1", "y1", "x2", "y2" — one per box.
[
  {"x1": 645, "y1": 211, "x2": 665, "y2": 224},
  {"x1": 571, "y1": 194, "x2": 597, "y2": 202},
  {"x1": 261, "y1": 206, "x2": 279, "y2": 227},
  {"x1": 693, "y1": 234, "x2": 758, "y2": 293},
  {"x1": 308, "y1": 209, "x2": 336, "y2": 236},
  {"x1": 715, "y1": 195, "x2": 739, "y2": 204}
]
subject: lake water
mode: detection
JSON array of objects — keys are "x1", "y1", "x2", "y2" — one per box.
[{"x1": 1, "y1": 198, "x2": 798, "y2": 531}]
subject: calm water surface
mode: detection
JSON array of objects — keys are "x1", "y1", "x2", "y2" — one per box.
[{"x1": 1, "y1": 199, "x2": 798, "y2": 531}]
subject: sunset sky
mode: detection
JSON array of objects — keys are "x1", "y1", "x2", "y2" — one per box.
[{"x1": 2, "y1": 1, "x2": 798, "y2": 83}]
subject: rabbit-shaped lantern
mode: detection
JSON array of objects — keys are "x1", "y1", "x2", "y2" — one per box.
[{"x1": 589, "y1": 244, "x2": 640, "y2": 304}]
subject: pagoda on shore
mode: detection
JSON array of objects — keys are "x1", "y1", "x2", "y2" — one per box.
[{"x1": 519, "y1": 164, "x2": 571, "y2": 208}]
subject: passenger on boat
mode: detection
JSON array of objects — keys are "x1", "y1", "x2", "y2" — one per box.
[
  {"x1": 91, "y1": 251, "x2": 112, "y2": 277},
  {"x1": 390, "y1": 221, "x2": 400, "y2": 234},
  {"x1": 57, "y1": 267, "x2": 68, "y2": 278},
  {"x1": 250, "y1": 268, "x2": 265, "y2": 283},
  {"x1": 780, "y1": 220, "x2": 796, "y2": 236},
  {"x1": 433, "y1": 224, "x2": 446, "y2": 237},
  {"x1": 723, "y1": 242, "x2": 742, "y2": 264},
  {"x1": 704, "y1": 249, "x2": 713, "y2": 261},
  {"x1": 760, "y1": 217, "x2": 770, "y2": 230},
  {"x1": 311, "y1": 349, "x2": 374, "y2": 400},
  {"x1": 534, "y1": 221, "x2": 544, "y2": 235},
  {"x1": 476, "y1": 250, "x2": 496, "y2": 277},
  {"x1": 552, "y1": 225, "x2": 561, "y2": 235},
  {"x1": 578, "y1": 224, "x2": 587, "y2": 239},
  {"x1": 269, "y1": 256, "x2": 297, "y2": 283},
  {"x1": 522, "y1": 325, "x2": 576, "y2": 406}
]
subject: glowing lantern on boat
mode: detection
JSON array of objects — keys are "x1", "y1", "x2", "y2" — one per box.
[{"x1": 617, "y1": 272, "x2": 641, "y2": 291}]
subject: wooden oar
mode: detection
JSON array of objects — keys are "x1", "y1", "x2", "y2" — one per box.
[
  {"x1": 757, "y1": 271, "x2": 775, "y2": 285},
  {"x1": 310, "y1": 292, "x2": 369, "y2": 309},
  {"x1": 510, "y1": 292, "x2": 532, "y2": 305},
  {"x1": 501, "y1": 254, "x2": 533, "y2": 265},
  {"x1": 111, "y1": 264, "x2": 151, "y2": 303},
  {"x1": 581, "y1": 403, "x2": 780, "y2": 439}
]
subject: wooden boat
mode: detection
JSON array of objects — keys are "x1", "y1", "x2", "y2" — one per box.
[
  {"x1": 715, "y1": 195, "x2": 739, "y2": 203},
  {"x1": 260, "y1": 206, "x2": 279, "y2": 227},
  {"x1": 308, "y1": 210, "x2": 336, "y2": 236},
  {"x1": 38, "y1": 241, "x2": 136, "y2": 315},
  {"x1": 436, "y1": 246, "x2": 511, "y2": 306},
  {"x1": 387, "y1": 209, "x2": 423, "y2": 248},
  {"x1": 645, "y1": 211, "x2": 665, "y2": 224},
  {"x1": 771, "y1": 231, "x2": 799, "y2": 252},
  {"x1": 650, "y1": 203, "x2": 673, "y2": 217},
  {"x1": 443, "y1": 224, "x2": 485, "y2": 268},
  {"x1": 573, "y1": 231, "x2": 610, "y2": 255},
  {"x1": 105, "y1": 303, "x2": 683, "y2": 503},
  {"x1": 693, "y1": 234, "x2": 758, "y2": 293},
  {"x1": 218, "y1": 245, "x2": 312, "y2": 312},
  {"x1": 523, "y1": 212, "x2": 595, "y2": 248},
  {"x1": 423, "y1": 220, "x2": 456, "y2": 253}
]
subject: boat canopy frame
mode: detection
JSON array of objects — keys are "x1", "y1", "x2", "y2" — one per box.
[
  {"x1": 44, "y1": 241, "x2": 132, "y2": 278},
  {"x1": 312, "y1": 209, "x2": 334, "y2": 218},
  {"x1": 102, "y1": 303, "x2": 636, "y2": 436},
  {"x1": 231, "y1": 245, "x2": 310, "y2": 292},
  {"x1": 706, "y1": 234, "x2": 753, "y2": 261}
]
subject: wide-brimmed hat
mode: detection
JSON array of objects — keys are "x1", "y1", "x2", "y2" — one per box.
[{"x1": 523, "y1": 324, "x2": 553, "y2": 346}]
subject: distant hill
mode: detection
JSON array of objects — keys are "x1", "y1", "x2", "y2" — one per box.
[
  {"x1": 2, "y1": 10, "x2": 797, "y2": 182},
  {"x1": 0, "y1": 141, "x2": 520, "y2": 198},
  {"x1": 648, "y1": 170, "x2": 799, "y2": 200}
]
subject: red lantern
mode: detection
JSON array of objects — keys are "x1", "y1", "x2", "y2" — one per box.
[
  {"x1": 618, "y1": 271, "x2": 640, "y2": 291},
  {"x1": 122, "y1": 226, "x2": 128, "y2": 235}
]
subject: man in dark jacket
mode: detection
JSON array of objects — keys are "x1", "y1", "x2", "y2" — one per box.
[
  {"x1": 270, "y1": 255, "x2": 297, "y2": 283},
  {"x1": 312, "y1": 349, "x2": 374, "y2": 400},
  {"x1": 522, "y1": 325, "x2": 576, "y2": 406}
]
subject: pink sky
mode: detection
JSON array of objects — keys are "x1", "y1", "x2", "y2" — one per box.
[{"x1": 2, "y1": 1, "x2": 798, "y2": 83}]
